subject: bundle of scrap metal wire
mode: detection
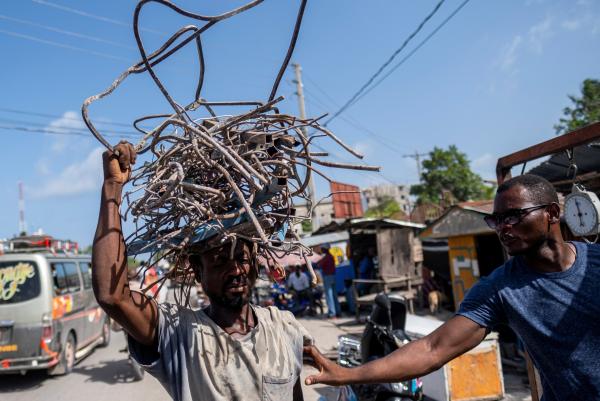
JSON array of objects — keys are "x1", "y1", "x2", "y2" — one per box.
[{"x1": 82, "y1": 0, "x2": 379, "y2": 301}]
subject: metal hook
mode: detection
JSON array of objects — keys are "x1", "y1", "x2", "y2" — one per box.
[{"x1": 565, "y1": 148, "x2": 578, "y2": 182}]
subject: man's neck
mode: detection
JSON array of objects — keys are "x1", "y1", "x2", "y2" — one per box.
[
  {"x1": 206, "y1": 302, "x2": 255, "y2": 338},
  {"x1": 523, "y1": 238, "x2": 576, "y2": 273}
]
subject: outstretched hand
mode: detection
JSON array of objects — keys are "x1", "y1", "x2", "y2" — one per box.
[
  {"x1": 303, "y1": 345, "x2": 350, "y2": 386},
  {"x1": 103, "y1": 141, "x2": 136, "y2": 185}
]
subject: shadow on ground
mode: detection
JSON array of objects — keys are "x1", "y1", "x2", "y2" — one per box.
[
  {"x1": 0, "y1": 370, "x2": 48, "y2": 392},
  {"x1": 74, "y1": 358, "x2": 143, "y2": 385}
]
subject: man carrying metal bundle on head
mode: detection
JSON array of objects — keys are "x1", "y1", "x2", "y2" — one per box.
[{"x1": 92, "y1": 142, "x2": 312, "y2": 401}]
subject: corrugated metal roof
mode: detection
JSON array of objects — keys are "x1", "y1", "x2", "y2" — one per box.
[
  {"x1": 528, "y1": 143, "x2": 600, "y2": 193},
  {"x1": 349, "y1": 217, "x2": 426, "y2": 229},
  {"x1": 313, "y1": 217, "x2": 425, "y2": 235},
  {"x1": 457, "y1": 200, "x2": 494, "y2": 215},
  {"x1": 300, "y1": 231, "x2": 349, "y2": 247},
  {"x1": 420, "y1": 201, "x2": 494, "y2": 239}
]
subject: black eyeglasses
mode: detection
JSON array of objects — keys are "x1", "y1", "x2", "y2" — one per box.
[{"x1": 484, "y1": 204, "x2": 550, "y2": 229}]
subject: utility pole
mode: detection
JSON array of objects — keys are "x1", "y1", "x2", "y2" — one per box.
[
  {"x1": 403, "y1": 151, "x2": 427, "y2": 182},
  {"x1": 292, "y1": 62, "x2": 319, "y2": 232},
  {"x1": 18, "y1": 181, "x2": 26, "y2": 235}
]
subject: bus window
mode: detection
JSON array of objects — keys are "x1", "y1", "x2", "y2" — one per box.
[
  {"x1": 52, "y1": 263, "x2": 68, "y2": 295},
  {"x1": 63, "y1": 262, "x2": 81, "y2": 293},
  {"x1": 79, "y1": 262, "x2": 92, "y2": 289}
]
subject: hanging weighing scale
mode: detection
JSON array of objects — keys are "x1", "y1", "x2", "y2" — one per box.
[
  {"x1": 564, "y1": 184, "x2": 600, "y2": 237},
  {"x1": 563, "y1": 149, "x2": 600, "y2": 238}
]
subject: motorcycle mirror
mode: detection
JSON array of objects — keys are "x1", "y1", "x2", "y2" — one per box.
[{"x1": 374, "y1": 293, "x2": 391, "y2": 310}]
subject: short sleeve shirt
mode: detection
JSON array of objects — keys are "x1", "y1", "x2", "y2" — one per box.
[
  {"x1": 128, "y1": 304, "x2": 313, "y2": 401},
  {"x1": 457, "y1": 241, "x2": 600, "y2": 401},
  {"x1": 287, "y1": 273, "x2": 309, "y2": 291}
]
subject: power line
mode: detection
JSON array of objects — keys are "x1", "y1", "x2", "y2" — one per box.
[
  {"x1": 0, "y1": 28, "x2": 130, "y2": 62},
  {"x1": 296, "y1": 72, "x2": 408, "y2": 152},
  {"x1": 0, "y1": 124, "x2": 140, "y2": 138},
  {"x1": 286, "y1": 71, "x2": 398, "y2": 184},
  {"x1": 301, "y1": 72, "x2": 343, "y2": 110},
  {"x1": 303, "y1": 87, "x2": 406, "y2": 153},
  {"x1": 403, "y1": 151, "x2": 428, "y2": 181},
  {"x1": 0, "y1": 117, "x2": 141, "y2": 136},
  {"x1": 0, "y1": 14, "x2": 135, "y2": 50},
  {"x1": 310, "y1": 142, "x2": 397, "y2": 186},
  {"x1": 325, "y1": 0, "x2": 446, "y2": 125},
  {"x1": 351, "y1": 0, "x2": 471, "y2": 106},
  {"x1": 31, "y1": 0, "x2": 165, "y2": 35},
  {"x1": 286, "y1": 76, "x2": 396, "y2": 183},
  {"x1": 0, "y1": 107, "x2": 145, "y2": 129}
]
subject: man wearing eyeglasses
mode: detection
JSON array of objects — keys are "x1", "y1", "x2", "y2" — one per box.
[{"x1": 304, "y1": 174, "x2": 600, "y2": 401}]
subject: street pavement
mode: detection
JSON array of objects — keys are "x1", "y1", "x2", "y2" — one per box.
[
  {"x1": 0, "y1": 317, "x2": 341, "y2": 401},
  {"x1": 0, "y1": 311, "x2": 530, "y2": 401},
  {"x1": 0, "y1": 332, "x2": 167, "y2": 401}
]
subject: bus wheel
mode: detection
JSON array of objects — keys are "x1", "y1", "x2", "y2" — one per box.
[{"x1": 62, "y1": 333, "x2": 76, "y2": 374}]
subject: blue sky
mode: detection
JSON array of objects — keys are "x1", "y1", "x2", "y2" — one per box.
[{"x1": 0, "y1": 0, "x2": 599, "y2": 246}]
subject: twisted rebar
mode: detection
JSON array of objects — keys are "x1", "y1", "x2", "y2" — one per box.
[{"x1": 82, "y1": 0, "x2": 379, "y2": 303}]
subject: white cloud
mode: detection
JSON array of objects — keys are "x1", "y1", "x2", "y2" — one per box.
[
  {"x1": 35, "y1": 159, "x2": 51, "y2": 176},
  {"x1": 30, "y1": 147, "x2": 104, "y2": 199},
  {"x1": 499, "y1": 35, "x2": 522, "y2": 71},
  {"x1": 560, "y1": 13, "x2": 600, "y2": 35},
  {"x1": 562, "y1": 18, "x2": 583, "y2": 31},
  {"x1": 496, "y1": 16, "x2": 554, "y2": 75},
  {"x1": 46, "y1": 111, "x2": 86, "y2": 152},
  {"x1": 528, "y1": 16, "x2": 553, "y2": 54}
]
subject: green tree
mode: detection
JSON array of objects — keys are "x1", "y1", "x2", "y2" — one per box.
[
  {"x1": 555, "y1": 78, "x2": 600, "y2": 135},
  {"x1": 410, "y1": 145, "x2": 489, "y2": 204},
  {"x1": 301, "y1": 219, "x2": 313, "y2": 233},
  {"x1": 364, "y1": 196, "x2": 401, "y2": 218}
]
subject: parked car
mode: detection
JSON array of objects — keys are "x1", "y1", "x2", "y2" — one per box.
[{"x1": 0, "y1": 242, "x2": 110, "y2": 375}]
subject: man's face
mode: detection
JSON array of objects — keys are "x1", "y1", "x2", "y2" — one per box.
[
  {"x1": 492, "y1": 185, "x2": 551, "y2": 256},
  {"x1": 197, "y1": 241, "x2": 257, "y2": 310}
]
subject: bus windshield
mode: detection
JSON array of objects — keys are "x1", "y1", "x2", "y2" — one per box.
[{"x1": 0, "y1": 261, "x2": 40, "y2": 304}]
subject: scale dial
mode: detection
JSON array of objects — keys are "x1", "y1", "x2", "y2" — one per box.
[{"x1": 564, "y1": 191, "x2": 600, "y2": 237}]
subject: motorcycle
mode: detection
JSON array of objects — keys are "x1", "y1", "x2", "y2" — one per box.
[
  {"x1": 338, "y1": 293, "x2": 424, "y2": 401},
  {"x1": 270, "y1": 282, "x2": 324, "y2": 316}
]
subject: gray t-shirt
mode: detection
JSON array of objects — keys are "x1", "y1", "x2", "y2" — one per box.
[
  {"x1": 128, "y1": 304, "x2": 312, "y2": 401},
  {"x1": 458, "y1": 241, "x2": 600, "y2": 401}
]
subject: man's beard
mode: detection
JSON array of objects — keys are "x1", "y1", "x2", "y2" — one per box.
[
  {"x1": 210, "y1": 294, "x2": 248, "y2": 310},
  {"x1": 506, "y1": 235, "x2": 548, "y2": 257},
  {"x1": 209, "y1": 275, "x2": 252, "y2": 310}
]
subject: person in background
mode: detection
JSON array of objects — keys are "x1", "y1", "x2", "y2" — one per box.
[
  {"x1": 357, "y1": 247, "x2": 376, "y2": 296},
  {"x1": 359, "y1": 247, "x2": 376, "y2": 280},
  {"x1": 287, "y1": 264, "x2": 313, "y2": 312},
  {"x1": 287, "y1": 264, "x2": 309, "y2": 294},
  {"x1": 316, "y1": 243, "x2": 340, "y2": 318}
]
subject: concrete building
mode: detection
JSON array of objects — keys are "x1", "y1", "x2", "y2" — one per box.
[
  {"x1": 362, "y1": 184, "x2": 411, "y2": 214},
  {"x1": 294, "y1": 200, "x2": 335, "y2": 235}
]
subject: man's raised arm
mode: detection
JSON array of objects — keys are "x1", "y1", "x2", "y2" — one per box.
[
  {"x1": 304, "y1": 315, "x2": 487, "y2": 385},
  {"x1": 92, "y1": 141, "x2": 159, "y2": 347}
]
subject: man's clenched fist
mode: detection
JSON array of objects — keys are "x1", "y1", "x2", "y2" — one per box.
[{"x1": 103, "y1": 141, "x2": 136, "y2": 185}]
